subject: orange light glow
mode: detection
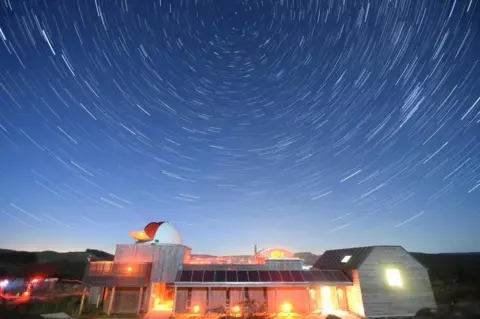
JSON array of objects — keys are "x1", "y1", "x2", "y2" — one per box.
[
  {"x1": 280, "y1": 302, "x2": 292, "y2": 313},
  {"x1": 193, "y1": 305, "x2": 200, "y2": 313},
  {"x1": 321, "y1": 287, "x2": 333, "y2": 311},
  {"x1": 127, "y1": 266, "x2": 132, "y2": 272},
  {"x1": 30, "y1": 278, "x2": 40, "y2": 284},
  {"x1": 232, "y1": 305, "x2": 240, "y2": 313},
  {"x1": 270, "y1": 250, "x2": 284, "y2": 258},
  {"x1": 23, "y1": 291, "x2": 29, "y2": 296}
]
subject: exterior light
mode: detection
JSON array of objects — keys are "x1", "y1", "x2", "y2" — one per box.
[
  {"x1": 341, "y1": 255, "x2": 351, "y2": 263},
  {"x1": 321, "y1": 287, "x2": 333, "y2": 311},
  {"x1": 193, "y1": 305, "x2": 200, "y2": 313},
  {"x1": 281, "y1": 302, "x2": 292, "y2": 313},
  {"x1": 232, "y1": 305, "x2": 240, "y2": 313},
  {"x1": 386, "y1": 268, "x2": 402, "y2": 287},
  {"x1": 23, "y1": 291, "x2": 30, "y2": 296},
  {"x1": 127, "y1": 266, "x2": 132, "y2": 272},
  {"x1": 0, "y1": 280, "x2": 8, "y2": 287}
]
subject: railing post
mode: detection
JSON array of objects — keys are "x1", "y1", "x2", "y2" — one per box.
[
  {"x1": 137, "y1": 287, "x2": 144, "y2": 314},
  {"x1": 108, "y1": 286, "x2": 116, "y2": 316},
  {"x1": 78, "y1": 286, "x2": 87, "y2": 315},
  {"x1": 96, "y1": 287, "x2": 102, "y2": 308}
]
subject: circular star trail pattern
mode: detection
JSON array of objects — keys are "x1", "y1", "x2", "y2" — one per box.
[{"x1": 0, "y1": 0, "x2": 479, "y2": 253}]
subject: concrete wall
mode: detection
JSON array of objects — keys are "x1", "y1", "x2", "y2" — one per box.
[{"x1": 359, "y1": 246, "x2": 437, "y2": 318}]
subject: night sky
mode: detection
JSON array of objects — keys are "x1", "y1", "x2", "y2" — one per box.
[{"x1": 1, "y1": 0, "x2": 479, "y2": 256}]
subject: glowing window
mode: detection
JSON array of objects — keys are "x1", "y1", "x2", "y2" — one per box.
[
  {"x1": 341, "y1": 255, "x2": 351, "y2": 263},
  {"x1": 270, "y1": 250, "x2": 284, "y2": 258},
  {"x1": 386, "y1": 268, "x2": 402, "y2": 287}
]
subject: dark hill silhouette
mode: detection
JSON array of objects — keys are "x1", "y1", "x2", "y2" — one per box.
[{"x1": 0, "y1": 248, "x2": 113, "y2": 280}]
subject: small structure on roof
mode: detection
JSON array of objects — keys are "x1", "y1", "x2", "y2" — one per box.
[{"x1": 314, "y1": 245, "x2": 437, "y2": 318}]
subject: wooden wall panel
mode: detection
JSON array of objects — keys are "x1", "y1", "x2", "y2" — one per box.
[
  {"x1": 112, "y1": 288, "x2": 141, "y2": 313},
  {"x1": 266, "y1": 287, "x2": 309, "y2": 313},
  {"x1": 230, "y1": 288, "x2": 243, "y2": 308},
  {"x1": 345, "y1": 270, "x2": 365, "y2": 316},
  {"x1": 266, "y1": 288, "x2": 276, "y2": 313},
  {"x1": 151, "y1": 244, "x2": 185, "y2": 283},
  {"x1": 175, "y1": 288, "x2": 188, "y2": 313},
  {"x1": 359, "y1": 246, "x2": 437, "y2": 317},
  {"x1": 264, "y1": 259, "x2": 303, "y2": 270},
  {"x1": 87, "y1": 286, "x2": 101, "y2": 305},
  {"x1": 191, "y1": 288, "x2": 208, "y2": 312}
]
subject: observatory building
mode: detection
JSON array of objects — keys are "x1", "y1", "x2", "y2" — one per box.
[{"x1": 81, "y1": 221, "x2": 436, "y2": 318}]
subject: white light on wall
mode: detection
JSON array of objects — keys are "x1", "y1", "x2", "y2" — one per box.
[
  {"x1": 386, "y1": 268, "x2": 403, "y2": 287},
  {"x1": 341, "y1": 255, "x2": 351, "y2": 263}
]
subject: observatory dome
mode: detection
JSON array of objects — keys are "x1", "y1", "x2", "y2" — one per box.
[{"x1": 129, "y1": 221, "x2": 182, "y2": 245}]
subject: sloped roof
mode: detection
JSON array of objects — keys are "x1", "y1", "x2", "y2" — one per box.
[{"x1": 314, "y1": 245, "x2": 405, "y2": 270}]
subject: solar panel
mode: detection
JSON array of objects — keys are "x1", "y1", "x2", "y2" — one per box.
[
  {"x1": 179, "y1": 270, "x2": 193, "y2": 282},
  {"x1": 258, "y1": 271, "x2": 271, "y2": 282},
  {"x1": 269, "y1": 270, "x2": 282, "y2": 282},
  {"x1": 226, "y1": 271, "x2": 238, "y2": 282},
  {"x1": 322, "y1": 270, "x2": 336, "y2": 281},
  {"x1": 279, "y1": 270, "x2": 294, "y2": 282},
  {"x1": 191, "y1": 270, "x2": 204, "y2": 282},
  {"x1": 311, "y1": 271, "x2": 327, "y2": 281},
  {"x1": 331, "y1": 270, "x2": 349, "y2": 281},
  {"x1": 301, "y1": 271, "x2": 315, "y2": 281},
  {"x1": 290, "y1": 271, "x2": 305, "y2": 282},
  {"x1": 247, "y1": 270, "x2": 260, "y2": 282},
  {"x1": 203, "y1": 270, "x2": 214, "y2": 282},
  {"x1": 237, "y1": 270, "x2": 248, "y2": 282},
  {"x1": 214, "y1": 270, "x2": 226, "y2": 282}
]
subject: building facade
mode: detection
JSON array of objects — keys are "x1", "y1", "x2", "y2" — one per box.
[{"x1": 81, "y1": 222, "x2": 436, "y2": 318}]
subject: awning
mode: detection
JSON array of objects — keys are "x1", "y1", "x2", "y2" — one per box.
[{"x1": 174, "y1": 269, "x2": 352, "y2": 287}]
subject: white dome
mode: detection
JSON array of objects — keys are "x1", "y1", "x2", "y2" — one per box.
[{"x1": 152, "y1": 222, "x2": 182, "y2": 245}]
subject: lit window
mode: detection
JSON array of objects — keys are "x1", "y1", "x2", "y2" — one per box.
[
  {"x1": 386, "y1": 268, "x2": 402, "y2": 287},
  {"x1": 341, "y1": 255, "x2": 351, "y2": 263}
]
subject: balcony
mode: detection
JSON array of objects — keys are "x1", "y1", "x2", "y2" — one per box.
[{"x1": 84, "y1": 262, "x2": 152, "y2": 287}]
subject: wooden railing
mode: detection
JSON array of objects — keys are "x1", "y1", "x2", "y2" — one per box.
[{"x1": 87, "y1": 261, "x2": 151, "y2": 277}]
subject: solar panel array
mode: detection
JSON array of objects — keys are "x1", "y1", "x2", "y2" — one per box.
[{"x1": 175, "y1": 269, "x2": 351, "y2": 283}]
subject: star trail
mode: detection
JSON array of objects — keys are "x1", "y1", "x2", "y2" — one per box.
[{"x1": 0, "y1": 0, "x2": 479, "y2": 254}]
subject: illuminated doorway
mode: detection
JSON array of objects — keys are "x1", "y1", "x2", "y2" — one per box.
[
  {"x1": 150, "y1": 283, "x2": 174, "y2": 311},
  {"x1": 336, "y1": 287, "x2": 348, "y2": 311}
]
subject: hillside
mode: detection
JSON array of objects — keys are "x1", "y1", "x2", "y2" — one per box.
[{"x1": 0, "y1": 248, "x2": 113, "y2": 279}]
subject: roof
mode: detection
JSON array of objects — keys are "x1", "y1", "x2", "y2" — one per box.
[
  {"x1": 174, "y1": 269, "x2": 352, "y2": 287},
  {"x1": 314, "y1": 245, "x2": 405, "y2": 270}
]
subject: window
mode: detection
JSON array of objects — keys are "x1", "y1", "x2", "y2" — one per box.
[
  {"x1": 341, "y1": 255, "x2": 351, "y2": 263},
  {"x1": 386, "y1": 268, "x2": 402, "y2": 287}
]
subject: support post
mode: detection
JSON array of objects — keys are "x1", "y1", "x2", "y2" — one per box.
[
  {"x1": 207, "y1": 287, "x2": 211, "y2": 310},
  {"x1": 137, "y1": 287, "x2": 144, "y2": 315},
  {"x1": 96, "y1": 287, "x2": 102, "y2": 308},
  {"x1": 241, "y1": 287, "x2": 245, "y2": 316},
  {"x1": 171, "y1": 285, "x2": 177, "y2": 318},
  {"x1": 306, "y1": 287, "x2": 311, "y2": 313},
  {"x1": 274, "y1": 287, "x2": 277, "y2": 314},
  {"x1": 107, "y1": 287, "x2": 116, "y2": 316},
  {"x1": 78, "y1": 287, "x2": 87, "y2": 315}
]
